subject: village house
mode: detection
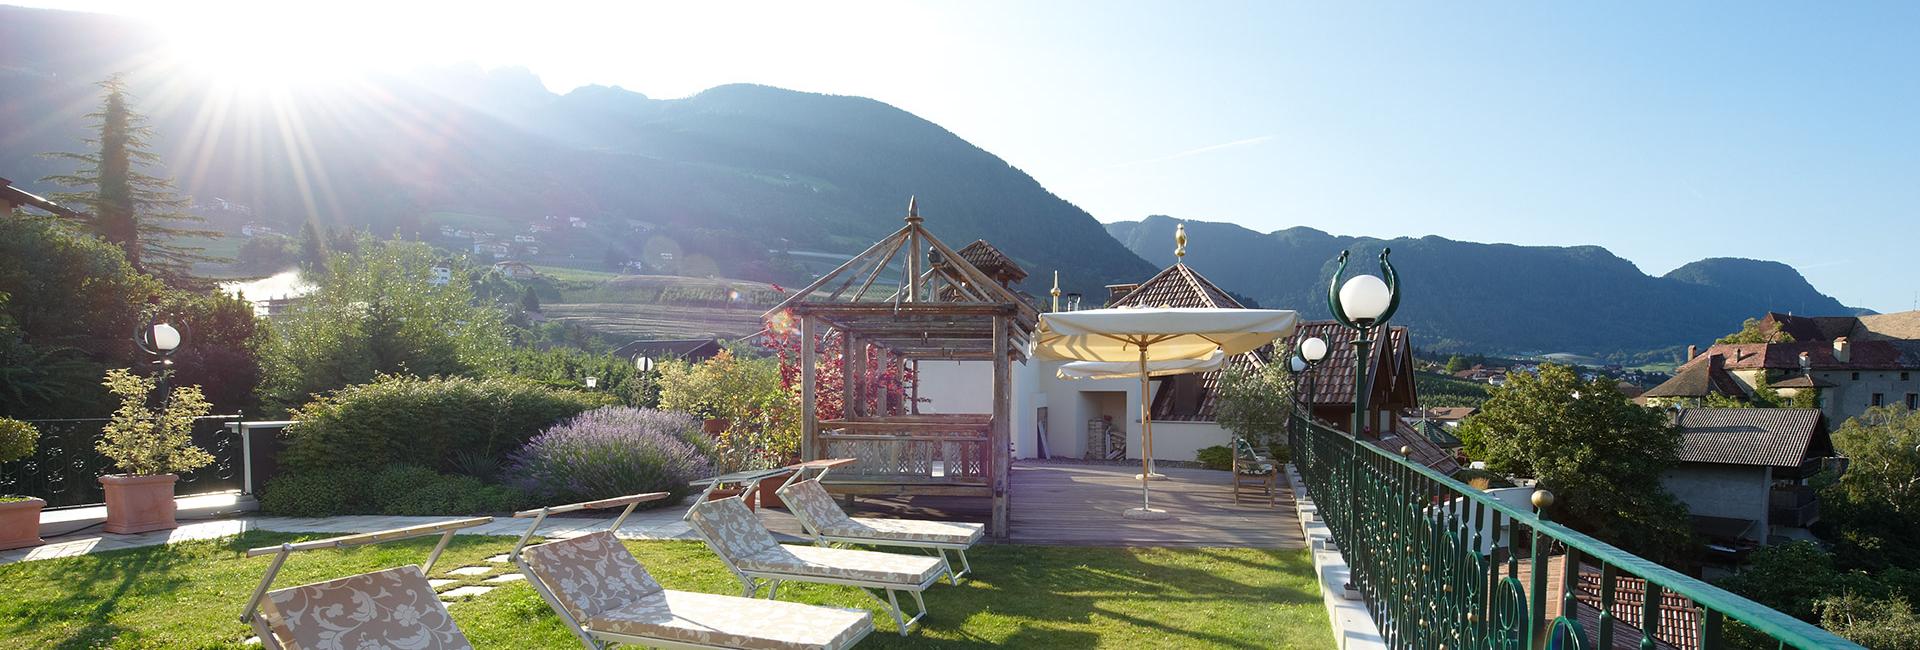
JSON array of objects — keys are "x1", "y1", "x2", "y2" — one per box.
[
  {"x1": 1646, "y1": 311, "x2": 1920, "y2": 423},
  {"x1": 1661, "y1": 408, "x2": 1836, "y2": 556}
]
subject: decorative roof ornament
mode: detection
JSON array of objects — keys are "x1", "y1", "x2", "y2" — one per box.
[
  {"x1": 1174, "y1": 223, "x2": 1188, "y2": 262},
  {"x1": 1051, "y1": 270, "x2": 1062, "y2": 312},
  {"x1": 905, "y1": 195, "x2": 921, "y2": 224}
]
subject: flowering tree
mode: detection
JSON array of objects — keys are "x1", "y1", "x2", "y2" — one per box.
[{"x1": 762, "y1": 310, "x2": 917, "y2": 423}]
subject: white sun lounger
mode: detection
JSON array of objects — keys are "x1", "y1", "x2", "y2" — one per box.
[
  {"x1": 240, "y1": 517, "x2": 494, "y2": 650},
  {"x1": 686, "y1": 494, "x2": 945, "y2": 636},
  {"x1": 510, "y1": 492, "x2": 875, "y2": 650},
  {"x1": 775, "y1": 459, "x2": 984, "y2": 585}
]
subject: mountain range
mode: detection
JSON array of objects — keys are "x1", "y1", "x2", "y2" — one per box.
[
  {"x1": 1108, "y1": 216, "x2": 1854, "y2": 360},
  {"x1": 0, "y1": 5, "x2": 1858, "y2": 361}
]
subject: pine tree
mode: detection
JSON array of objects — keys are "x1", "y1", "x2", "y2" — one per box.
[
  {"x1": 520, "y1": 285, "x2": 542, "y2": 313},
  {"x1": 41, "y1": 75, "x2": 222, "y2": 286},
  {"x1": 297, "y1": 218, "x2": 330, "y2": 277}
]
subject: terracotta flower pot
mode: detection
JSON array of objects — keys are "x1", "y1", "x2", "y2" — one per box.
[
  {"x1": 755, "y1": 471, "x2": 794, "y2": 509},
  {"x1": 702, "y1": 418, "x2": 733, "y2": 437},
  {"x1": 0, "y1": 497, "x2": 46, "y2": 551},
  {"x1": 100, "y1": 474, "x2": 179, "y2": 534},
  {"x1": 706, "y1": 486, "x2": 753, "y2": 510}
]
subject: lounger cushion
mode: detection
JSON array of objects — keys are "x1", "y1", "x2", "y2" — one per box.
[
  {"x1": 690, "y1": 497, "x2": 944, "y2": 585},
  {"x1": 587, "y1": 589, "x2": 873, "y2": 650},
  {"x1": 821, "y1": 517, "x2": 986, "y2": 547},
  {"x1": 780, "y1": 478, "x2": 984, "y2": 546},
  {"x1": 262, "y1": 564, "x2": 472, "y2": 650},
  {"x1": 520, "y1": 531, "x2": 664, "y2": 621},
  {"x1": 780, "y1": 479, "x2": 855, "y2": 531}
]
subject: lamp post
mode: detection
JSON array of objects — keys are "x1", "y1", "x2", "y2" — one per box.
[
  {"x1": 1292, "y1": 336, "x2": 1328, "y2": 418},
  {"x1": 135, "y1": 319, "x2": 183, "y2": 405},
  {"x1": 1326, "y1": 248, "x2": 1400, "y2": 594}
]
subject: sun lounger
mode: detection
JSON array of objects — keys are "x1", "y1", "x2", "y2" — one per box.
[
  {"x1": 240, "y1": 517, "x2": 493, "y2": 650},
  {"x1": 686, "y1": 493, "x2": 945, "y2": 635},
  {"x1": 510, "y1": 491, "x2": 875, "y2": 650},
  {"x1": 775, "y1": 459, "x2": 983, "y2": 585}
]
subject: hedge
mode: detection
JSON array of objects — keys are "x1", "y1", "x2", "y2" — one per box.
[{"x1": 276, "y1": 374, "x2": 612, "y2": 477}]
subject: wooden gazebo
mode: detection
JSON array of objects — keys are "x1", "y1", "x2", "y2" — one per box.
[{"x1": 765, "y1": 198, "x2": 1038, "y2": 536}]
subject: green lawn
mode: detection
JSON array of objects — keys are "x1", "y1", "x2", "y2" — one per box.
[{"x1": 0, "y1": 532, "x2": 1331, "y2": 649}]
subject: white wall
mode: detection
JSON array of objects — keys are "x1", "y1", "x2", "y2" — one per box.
[{"x1": 915, "y1": 360, "x2": 994, "y2": 414}]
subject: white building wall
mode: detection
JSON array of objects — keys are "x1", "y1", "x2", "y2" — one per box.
[{"x1": 1814, "y1": 370, "x2": 1920, "y2": 425}]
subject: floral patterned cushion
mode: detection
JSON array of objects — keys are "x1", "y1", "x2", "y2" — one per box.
[
  {"x1": 262, "y1": 565, "x2": 472, "y2": 650},
  {"x1": 586, "y1": 589, "x2": 873, "y2": 650},
  {"x1": 520, "y1": 531, "x2": 665, "y2": 622},
  {"x1": 821, "y1": 517, "x2": 985, "y2": 547},
  {"x1": 777, "y1": 479, "x2": 854, "y2": 533},
  {"x1": 755, "y1": 545, "x2": 945, "y2": 586},
  {"x1": 690, "y1": 497, "x2": 945, "y2": 586}
]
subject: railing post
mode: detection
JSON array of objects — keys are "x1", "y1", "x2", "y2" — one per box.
[
  {"x1": 235, "y1": 421, "x2": 253, "y2": 496},
  {"x1": 1530, "y1": 489, "x2": 1555, "y2": 648}
]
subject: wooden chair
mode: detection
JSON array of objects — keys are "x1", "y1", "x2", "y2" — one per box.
[{"x1": 1232, "y1": 437, "x2": 1278, "y2": 507}]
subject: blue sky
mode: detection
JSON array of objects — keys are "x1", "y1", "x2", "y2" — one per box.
[{"x1": 25, "y1": 1, "x2": 1920, "y2": 312}]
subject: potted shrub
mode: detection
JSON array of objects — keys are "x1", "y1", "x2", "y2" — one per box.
[
  {"x1": 0, "y1": 418, "x2": 44, "y2": 550},
  {"x1": 96, "y1": 369, "x2": 214, "y2": 534}
]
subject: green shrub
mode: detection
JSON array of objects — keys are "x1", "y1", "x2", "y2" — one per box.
[
  {"x1": 258, "y1": 467, "x2": 370, "y2": 517},
  {"x1": 259, "y1": 464, "x2": 527, "y2": 516},
  {"x1": 1196, "y1": 446, "x2": 1233, "y2": 471},
  {"x1": 0, "y1": 418, "x2": 39, "y2": 465},
  {"x1": 278, "y1": 374, "x2": 611, "y2": 476}
]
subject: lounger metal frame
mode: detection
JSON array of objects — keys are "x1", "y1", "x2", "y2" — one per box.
[
  {"x1": 777, "y1": 459, "x2": 976, "y2": 586},
  {"x1": 684, "y1": 469, "x2": 937, "y2": 636},
  {"x1": 239, "y1": 516, "x2": 495, "y2": 650}
]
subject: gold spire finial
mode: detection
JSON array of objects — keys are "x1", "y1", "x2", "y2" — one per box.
[
  {"x1": 905, "y1": 195, "x2": 921, "y2": 224},
  {"x1": 1050, "y1": 270, "x2": 1061, "y2": 312},
  {"x1": 1175, "y1": 223, "x2": 1188, "y2": 261}
]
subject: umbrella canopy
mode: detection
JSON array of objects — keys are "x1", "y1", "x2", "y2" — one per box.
[
  {"x1": 1056, "y1": 350, "x2": 1226, "y2": 380},
  {"x1": 1035, "y1": 308, "x2": 1300, "y2": 362},
  {"x1": 1035, "y1": 307, "x2": 1298, "y2": 519}
]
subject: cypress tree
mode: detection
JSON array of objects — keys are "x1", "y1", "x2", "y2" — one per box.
[{"x1": 41, "y1": 75, "x2": 222, "y2": 286}]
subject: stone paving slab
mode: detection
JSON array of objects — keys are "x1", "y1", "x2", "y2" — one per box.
[{"x1": 0, "y1": 500, "x2": 720, "y2": 567}]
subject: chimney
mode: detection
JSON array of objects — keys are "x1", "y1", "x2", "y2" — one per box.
[
  {"x1": 1833, "y1": 337, "x2": 1851, "y2": 364},
  {"x1": 1686, "y1": 345, "x2": 1698, "y2": 362}
]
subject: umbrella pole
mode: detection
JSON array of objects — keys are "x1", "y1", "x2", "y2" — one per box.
[{"x1": 1139, "y1": 347, "x2": 1152, "y2": 511}]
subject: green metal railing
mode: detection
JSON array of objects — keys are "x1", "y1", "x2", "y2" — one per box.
[{"x1": 1287, "y1": 413, "x2": 1859, "y2": 650}]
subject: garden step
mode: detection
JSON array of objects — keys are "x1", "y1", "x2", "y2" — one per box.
[
  {"x1": 439, "y1": 585, "x2": 494, "y2": 600},
  {"x1": 485, "y1": 554, "x2": 511, "y2": 563},
  {"x1": 446, "y1": 566, "x2": 493, "y2": 576},
  {"x1": 484, "y1": 573, "x2": 525, "y2": 583},
  {"x1": 429, "y1": 578, "x2": 456, "y2": 589}
]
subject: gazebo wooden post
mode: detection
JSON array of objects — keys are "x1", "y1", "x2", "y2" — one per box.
[
  {"x1": 841, "y1": 332, "x2": 860, "y2": 419},
  {"x1": 990, "y1": 313, "x2": 1011, "y2": 537},
  {"x1": 800, "y1": 314, "x2": 819, "y2": 461}
]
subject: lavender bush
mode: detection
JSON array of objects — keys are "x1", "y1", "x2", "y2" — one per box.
[{"x1": 508, "y1": 407, "x2": 713, "y2": 507}]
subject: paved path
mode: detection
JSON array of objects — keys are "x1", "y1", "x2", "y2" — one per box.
[{"x1": 1, "y1": 461, "x2": 1305, "y2": 566}]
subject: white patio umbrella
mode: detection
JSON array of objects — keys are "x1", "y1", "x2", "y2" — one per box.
[
  {"x1": 1055, "y1": 350, "x2": 1226, "y2": 380},
  {"x1": 1035, "y1": 307, "x2": 1299, "y2": 520}
]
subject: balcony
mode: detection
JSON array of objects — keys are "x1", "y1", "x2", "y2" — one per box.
[{"x1": 1770, "y1": 485, "x2": 1822, "y2": 529}]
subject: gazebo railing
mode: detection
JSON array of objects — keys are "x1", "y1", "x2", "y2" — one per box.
[
  {"x1": 1286, "y1": 412, "x2": 1859, "y2": 650},
  {"x1": 817, "y1": 417, "x2": 991, "y2": 484}
]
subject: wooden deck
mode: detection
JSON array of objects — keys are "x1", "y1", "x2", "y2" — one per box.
[{"x1": 766, "y1": 460, "x2": 1306, "y2": 548}]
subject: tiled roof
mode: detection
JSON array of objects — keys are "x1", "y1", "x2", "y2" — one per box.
[
  {"x1": 1642, "y1": 355, "x2": 1746, "y2": 398},
  {"x1": 1284, "y1": 320, "x2": 1412, "y2": 406},
  {"x1": 1418, "y1": 407, "x2": 1478, "y2": 421},
  {"x1": 611, "y1": 338, "x2": 725, "y2": 360},
  {"x1": 955, "y1": 240, "x2": 1028, "y2": 284},
  {"x1": 1683, "y1": 340, "x2": 1916, "y2": 372},
  {"x1": 1377, "y1": 418, "x2": 1462, "y2": 474},
  {"x1": 1109, "y1": 263, "x2": 1243, "y2": 310},
  {"x1": 1769, "y1": 373, "x2": 1833, "y2": 389},
  {"x1": 1858, "y1": 310, "x2": 1920, "y2": 341},
  {"x1": 1671, "y1": 408, "x2": 1831, "y2": 468},
  {"x1": 1763, "y1": 312, "x2": 1860, "y2": 342}
]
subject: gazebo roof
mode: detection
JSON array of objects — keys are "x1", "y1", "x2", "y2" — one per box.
[{"x1": 764, "y1": 198, "x2": 1038, "y2": 360}]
